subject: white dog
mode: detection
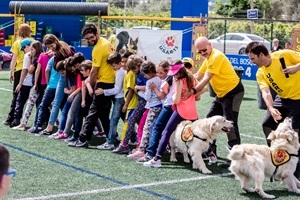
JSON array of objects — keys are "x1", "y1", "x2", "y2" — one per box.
[
  {"x1": 228, "y1": 117, "x2": 300, "y2": 199},
  {"x1": 169, "y1": 115, "x2": 233, "y2": 174}
]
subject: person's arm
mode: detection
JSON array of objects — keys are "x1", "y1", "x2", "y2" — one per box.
[
  {"x1": 68, "y1": 87, "x2": 81, "y2": 102},
  {"x1": 122, "y1": 88, "x2": 134, "y2": 112},
  {"x1": 33, "y1": 63, "x2": 41, "y2": 91},
  {"x1": 150, "y1": 81, "x2": 168, "y2": 100},
  {"x1": 282, "y1": 63, "x2": 300, "y2": 75},
  {"x1": 173, "y1": 79, "x2": 183, "y2": 104},
  {"x1": 89, "y1": 66, "x2": 99, "y2": 88},
  {"x1": 194, "y1": 72, "x2": 213, "y2": 93},
  {"x1": 81, "y1": 81, "x2": 87, "y2": 108},
  {"x1": 261, "y1": 87, "x2": 282, "y2": 123},
  {"x1": 86, "y1": 82, "x2": 94, "y2": 97},
  {"x1": 15, "y1": 68, "x2": 28, "y2": 92},
  {"x1": 9, "y1": 53, "x2": 17, "y2": 83},
  {"x1": 103, "y1": 70, "x2": 124, "y2": 96}
]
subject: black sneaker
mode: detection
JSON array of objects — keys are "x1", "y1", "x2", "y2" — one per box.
[
  {"x1": 112, "y1": 144, "x2": 129, "y2": 154},
  {"x1": 68, "y1": 140, "x2": 88, "y2": 148},
  {"x1": 2, "y1": 120, "x2": 12, "y2": 126},
  {"x1": 220, "y1": 160, "x2": 231, "y2": 169},
  {"x1": 9, "y1": 119, "x2": 20, "y2": 128},
  {"x1": 36, "y1": 129, "x2": 52, "y2": 136}
]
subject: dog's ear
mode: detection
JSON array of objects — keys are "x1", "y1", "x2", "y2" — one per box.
[
  {"x1": 130, "y1": 37, "x2": 133, "y2": 43},
  {"x1": 209, "y1": 119, "x2": 217, "y2": 133},
  {"x1": 267, "y1": 131, "x2": 276, "y2": 141},
  {"x1": 135, "y1": 37, "x2": 139, "y2": 43}
]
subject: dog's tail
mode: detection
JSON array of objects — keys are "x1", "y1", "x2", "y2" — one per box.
[{"x1": 227, "y1": 145, "x2": 244, "y2": 160}]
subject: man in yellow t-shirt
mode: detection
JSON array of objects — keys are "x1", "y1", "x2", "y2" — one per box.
[
  {"x1": 191, "y1": 37, "x2": 245, "y2": 168},
  {"x1": 69, "y1": 24, "x2": 115, "y2": 148},
  {"x1": 246, "y1": 41, "x2": 300, "y2": 179}
]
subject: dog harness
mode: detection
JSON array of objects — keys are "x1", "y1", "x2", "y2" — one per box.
[
  {"x1": 181, "y1": 122, "x2": 207, "y2": 142},
  {"x1": 270, "y1": 149, "x2": 298, "y2": 182}
]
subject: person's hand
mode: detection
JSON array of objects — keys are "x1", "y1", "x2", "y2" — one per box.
[
  {"x1": 9, "y1": 72, "x2": 14, "y2": 84},
  {"x1": 67, "y1": 95, "x2": 74, "y2": 102},
  {"x1": 81, "y1": 100, "x2": 86, "y2": 108},
  {"x1": 181, "y1": 88, "x2": 193, "y2": 100},
  {"x1": 122, "y1": 104, "x2": 128, "y2": 113},
  {"x1": 64, "y1": 88, "x2": 70, "y2": 94},
  {"x1": 15, "y1": 84, "x2": 22, "y2": 93},
  {"x1": 95, "y1": 88, "x2": 104, "y2": 96},
  {"x1": 32, "y1": 85, "x2": 37, "y2": 92},
  {"x1": 149, "y1": 82, "x2": 156, "y2": 90},
  {"x1": 282, "y1": 65, "x2": 299, "y2": 75},
  {"x1": 269, "y1": 107, "x2": 282, "y2": 123}
]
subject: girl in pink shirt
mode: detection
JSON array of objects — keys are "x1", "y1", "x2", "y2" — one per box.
[{"x1": 144, "y1": 62, "x2": 205, "y2": 168}]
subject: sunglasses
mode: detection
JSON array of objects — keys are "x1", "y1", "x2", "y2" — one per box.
[
  {"x1": 197, "y1": 48, "x2": 207, "y2": 54},
  {"x1": 3, "y1": 168, "x2": 16, "y2": 178}
]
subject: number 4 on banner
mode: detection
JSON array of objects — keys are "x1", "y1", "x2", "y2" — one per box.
[{"x1": 245, "y1": 67, "x2": 251, "y2": 77}]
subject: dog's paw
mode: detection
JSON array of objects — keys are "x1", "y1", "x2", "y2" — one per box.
[
  {"x1": 170, "y1": 158, "x2": 177, "y2": 162},
  {"x1": 183, "y1": 159, "x2": 190, "y2": 164},
  {"x1": 165, "y1": 36, "x2": 175, "y2": 47},
  {"x1": 201, "y1": 169, "x2": 212, "y2": 174},
  {"x1": 242, "y1": 187, "x2": 255, "y2": 193}
]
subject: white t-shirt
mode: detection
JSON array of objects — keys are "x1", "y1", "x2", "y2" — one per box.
[{"x1": 22, "y1": 52, "x2": 33, "y2": 86}]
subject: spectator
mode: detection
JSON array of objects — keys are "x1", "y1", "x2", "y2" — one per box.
[
  {"x1": 284, "y1": 41, "x2": 293, "y2": 50},
  {"x1": 0, "y1": 145, "x2": 16, "y2": 199},
  {"x1": 271, "y1": 38, "x2": 283, "y2": 52}
]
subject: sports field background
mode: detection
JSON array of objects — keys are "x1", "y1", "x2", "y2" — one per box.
[{"x1": 0, "y1": 70, "x2": 299, "y2": 200}]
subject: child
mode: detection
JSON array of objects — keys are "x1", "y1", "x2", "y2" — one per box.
[
  {"x1": 136, "y1": 60, "x2": 172, "y2": 162},
  {"x1": 96, "y1": 52, "x2": 126, "y2": 150},
  {"x1": 12, "y1": 43, "x2": 50, "y2": 131},
  {"x1": 144, "y1": 63, "x2": 205, "y2": 167},
  {"x1": 10, "y1": 39, "x2": 43, "y2": 128},
  {"x1": 112, "y1": 54, "x2": 146, "y2": 154},
  {"x1": 127, "y1": 61, "x2": 162, "y2": 159}
]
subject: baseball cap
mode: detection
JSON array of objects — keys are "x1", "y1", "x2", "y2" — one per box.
[
  {"x1": 167, "y1": 64, "x2": 184, "y2": 76},
  {"x1": 20, "y1": 38, "x2": 32, "y2": 51},
  {"x1": 182, "y1": 57, "x2": 194, "y2": 69}
]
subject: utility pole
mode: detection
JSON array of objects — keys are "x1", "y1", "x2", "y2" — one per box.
[{"x1": 250, "y1": 0, "x2": 254, "y2": 34}]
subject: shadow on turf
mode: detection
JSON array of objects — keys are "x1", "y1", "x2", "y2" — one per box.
[{"x1": 239, "y1": 189, "x2": 299, "y2": 199}]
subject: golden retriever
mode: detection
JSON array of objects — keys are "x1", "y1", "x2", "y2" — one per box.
[
  {"x1": 170, "y1": 115, "x2": 233, "y2": 174},
  {"x1": 228, "y1": 117, "x2": 300, "y2": 199}
]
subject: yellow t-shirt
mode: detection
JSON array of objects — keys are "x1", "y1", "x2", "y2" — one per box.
[
  {"x1": 124, "y1": 70, "x2": 138, "y2": 110},
  {"x1": 199, "y1": 49, "x2": 239, "y2": 98},
  {"x1": 257, "y1": 50, "x2": 300, "y2": 100},
  {"x1": 108, "y1": 34, "x2": 116, "y2": 49},
  {"x1": 92, "y1": 37, "x2": 115, "y2": 83},
  {"x1": 10, "y1": 39, "x2": 24, "y2": 72}
]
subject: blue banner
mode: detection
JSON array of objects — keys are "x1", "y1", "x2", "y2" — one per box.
[{"x1": 226, "y1": 54, "x2": 258, "y2": 81}]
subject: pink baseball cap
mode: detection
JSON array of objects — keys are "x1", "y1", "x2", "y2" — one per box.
[{"x1": 167, "y1": 64, "x2": 184, "y2": 75}]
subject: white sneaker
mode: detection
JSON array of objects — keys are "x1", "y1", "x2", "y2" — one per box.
[
  {"x1": 208, "y1": 153, "x2": 218, "y2": 164},
  {"x1": 127, "y1": 150, "x2": 145, "y2": 159},
  {"x1": 97, "y1": 142, "x2": 114, "y2": 150},
  {"x1": 143, "y1": 158, "x2": 162, "y2": 168}
]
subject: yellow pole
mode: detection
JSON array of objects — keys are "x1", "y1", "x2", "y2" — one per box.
[{"x1": 101, "y1": 16, "x2": 205, "y2": 23}]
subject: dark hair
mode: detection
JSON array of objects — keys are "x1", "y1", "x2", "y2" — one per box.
[
  {"x1": 82, "y1": 23, "x2": 97, "y2": 36},
  {"x1": 158, "y1": 60, "x2": 170, "y2": 72},
  {"x1": 245, "y1": 41, "x2": 269, "y2": 56},
  {"x1": 121, "y1": 51, "x2": 133, "y2": 59},
  {"x1": 56, "y1": 60, "x2": 65, "y2": 72},
  {"x1": 31, "y1": 41, "x2": 44, "y2": 63},
  {"x1": 127, "y1": 54, "x2": 144, "y2": 71},
  {"x1": 141, "y1": 61, "x2": 156, "y2": 75},
  {"x1": 73, "y1": 52, "x2": 85, "y2": 65},
  {"x1": 0, "y1": 145, "x2": 9, "y2": 176},
  {"x1": 175, "y1": 66, "x2": 194, "y2": 90},
  {"x1": 107, "y1": 52, "x2": 122, "y2": 65},
  {"x1": 80, "y1": 60, "x2": 92, "y2": 71},
  {"x1": 172, "y1": 60, "x2": 183, "y2": 65}
]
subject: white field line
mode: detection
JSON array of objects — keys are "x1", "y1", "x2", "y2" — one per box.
[
  {"x1": 16, "y1": 173, "x2": 232, "y2": 200},
  {"x1": 0, "y1": 87, "x2": 12, "y2": 92}
]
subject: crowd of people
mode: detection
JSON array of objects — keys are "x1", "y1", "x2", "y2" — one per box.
[{"x1": 1, "y1": 23, "x2": 300, "y2": 197}]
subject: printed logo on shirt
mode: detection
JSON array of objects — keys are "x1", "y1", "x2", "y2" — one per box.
[{"x1": 266, "y1": 73, "x2": 283, "y2": 93}]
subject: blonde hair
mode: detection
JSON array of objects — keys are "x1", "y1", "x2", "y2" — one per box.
[{"x1": 18, "y1": 23, "x2": 31, "y2": 39}]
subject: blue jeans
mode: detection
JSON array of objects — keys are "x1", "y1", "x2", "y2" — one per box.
[
  {"x1": 146, "y1": 105, "x2": 173, "y2": 157},
  {"x1": 36, "y1": 88, "x2": 56, "y2": 127},
  {"x1": 48, "y1": 76, "x2": 66, "y2": 126},
  {"x1": 58, "y1": 98, "x2": 72, "y2": 131},
  {"x1": 107, "y1": 97, "x2": 125, "y2": 144}
]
